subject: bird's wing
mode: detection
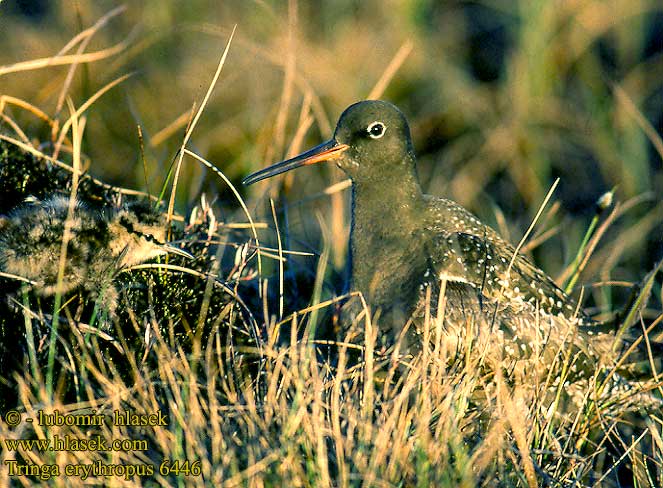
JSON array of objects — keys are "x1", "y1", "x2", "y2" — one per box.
[
  {"x1": 424, "y1": 225, "x2": 587, "y2": 322},
  {"x1": 426, "y1": 228, "x2": 613, "y2": 372}
]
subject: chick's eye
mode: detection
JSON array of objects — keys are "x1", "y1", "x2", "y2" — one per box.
[{"x1": 367, "y1": 121, "x2": 386, "y2": 139}]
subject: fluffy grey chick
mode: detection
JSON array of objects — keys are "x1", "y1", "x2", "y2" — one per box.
[{"x1": 0, "y1": 196, "x2": 190, "y2": 318}]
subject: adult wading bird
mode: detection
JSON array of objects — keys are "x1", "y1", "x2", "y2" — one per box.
[{"x1": 244, "y1": 100, "x2": 661, "y2": 401}]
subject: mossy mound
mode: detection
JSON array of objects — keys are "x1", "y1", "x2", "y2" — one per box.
[{"x1": 0, "y1": 140, "x2": 261, "y2": 409}]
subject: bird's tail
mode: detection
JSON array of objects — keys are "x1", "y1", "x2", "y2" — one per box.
[{"x1": 598, "y1": 256, "x2": 663, "y2": 381}]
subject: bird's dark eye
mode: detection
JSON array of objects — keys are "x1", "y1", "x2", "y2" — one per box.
[{"x1": 367, "y1": 121, "x2": 386, "y2": 139}]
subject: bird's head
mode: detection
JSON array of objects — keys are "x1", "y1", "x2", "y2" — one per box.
[
  {"x1": 243, "y1": 100, "x2": 415, "y2": 186},
  {"x1": 109, "y1": 201, "x2": 193, "y2": 268}
]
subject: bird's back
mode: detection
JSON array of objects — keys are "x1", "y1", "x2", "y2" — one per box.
[
  {"x1": 413, "y1": 196, "x2": 618, "y2": 371},
  {"x1": 423, "y1": 195, "x2": 588, "y2": 320}
]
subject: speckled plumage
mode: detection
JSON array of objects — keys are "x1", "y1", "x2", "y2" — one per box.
[
  {"x1": 0, "y1": 196, "x2": 188, "y2": 317},
  {"x1": 244, "y1": 101, "x2": 660, "y2": 404}
]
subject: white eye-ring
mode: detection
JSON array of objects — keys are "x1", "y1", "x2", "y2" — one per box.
[{"x1": 367, "y1": 121, "x2": 386, "y2": 139}]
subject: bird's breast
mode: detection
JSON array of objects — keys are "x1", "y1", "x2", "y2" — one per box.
[{"x1": 350, "y1": 216, "x2": 428, "y2": 314}]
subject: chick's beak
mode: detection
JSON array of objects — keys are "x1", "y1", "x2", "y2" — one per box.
[
  {"x1": 242, "y1": 140, "x2": 350, "y2": 185},
  {"x1": 162, "y1": 244, "x2": 194, "y2": 260}
]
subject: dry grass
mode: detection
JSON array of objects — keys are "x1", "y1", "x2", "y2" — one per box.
[
  {"x1": 1, "y1": 1, "x2": 663, "y2": 486},
  {"x1": 0, "y1": 289, "x2": 660, "y2": 486}
]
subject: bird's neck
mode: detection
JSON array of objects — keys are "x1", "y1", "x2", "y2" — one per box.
[
  {"x1": 350, "y1": 159, "x2": 424, "y2": 227},
  {"x1": 348, "y1": 159, "x2": 427, "y2": 308},
  {"x1": 352, "y1": 174, "x2": 423, "y2": 220}
]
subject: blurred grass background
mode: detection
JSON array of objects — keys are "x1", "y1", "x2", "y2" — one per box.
[{"x1": 2, "y1": 0, "x2": 663, "y2": 316}]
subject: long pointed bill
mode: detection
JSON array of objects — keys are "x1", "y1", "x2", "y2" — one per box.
[
  {"x1": 243, "y1": 140, "x2": 350, "y2": 185},
  {"x1": 162, "y1": 244, "x2": 195, "y2": 260}
]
